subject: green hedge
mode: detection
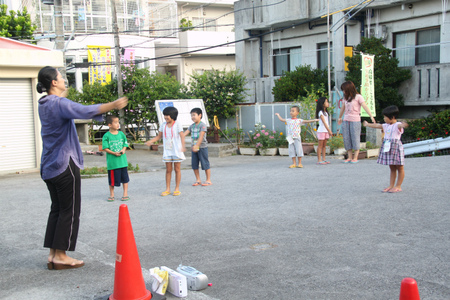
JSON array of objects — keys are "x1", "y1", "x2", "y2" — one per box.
[{"x1": 403, "y1": 110, "x2": 450, "y2": 141}]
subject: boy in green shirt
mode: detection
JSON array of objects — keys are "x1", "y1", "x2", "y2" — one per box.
[{"x1": 102, "y1": 115, "x2": 129, "y2": 201}]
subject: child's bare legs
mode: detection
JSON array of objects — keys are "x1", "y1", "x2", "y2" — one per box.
[
  {"x1": 318, "y1": 140, "x2": 327, "y2": 162},
  {"x1": 109, "y1": 185, "x2": 114, "y2": 197},
  {"x1": 165, "y1": 162, "x2": 173, "y2": 192},
  {"x1": 122, "y1": 182, "x2": 128, "y2": 197},
  {"x1": 394, "y1": 165, "x2": 405, "y2": 190},
  {"x1": 383, "y1": 165, "x2": 397, "y2": 192},
  {"x1": 322, "y1": 139, "x2": 328, "y2": 161},
  {"x1": 204, "y1": 169, "x2": 211, "y2": 184},
  {"x1": 193, "y1": 169, "x2": 201, "y2": 183},
  {"x1": 291, "y1": 157, "x2": 297, "y2": 166},
  {"x1": 297, "y1": 157, "x2": 303, "y2": 167},
  {"x1": 174, "y1": 162, "x2": 181, "y2": 192},
  {"x1": 317, "y1": 141, "x2": 323, "y2": 162}
]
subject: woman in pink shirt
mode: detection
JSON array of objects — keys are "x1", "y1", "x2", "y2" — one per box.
[{"x1": 337, "y1": 81, "x2": 375, "y2": 163}]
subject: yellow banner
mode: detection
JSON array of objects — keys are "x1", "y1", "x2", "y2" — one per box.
[
  {"x1": 87, "y1": 46, "x2": 112, "y2": 85},
  {"x1": 361, "y1": 54, "x2": 376, "y2": 117}
]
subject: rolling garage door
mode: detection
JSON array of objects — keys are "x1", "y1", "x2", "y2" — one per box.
[{"x1": 0, "y1": 78, "x2": 37, "y2": 172}]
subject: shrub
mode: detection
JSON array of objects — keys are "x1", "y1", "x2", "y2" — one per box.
[
  {"x1": 68, "y1": 82, "x2": 116, "y2": 144},
  {"x1": 403, "y1": 110, "x2": 450, "y2": 141},
  {"x1": 272, "y1": 65, "x2": 333, "y2": 102},
  {"x1": 327, "y1": 135, "x2": 344, "y2": 152},
  {"x1": 188, "y1": 68, "x2": 247, "y2": 122},
  {"x1": 109, "y1": 65, "x2": 190, "y2": 141},
  {"x1": 295, "y1": 84, "x2": 332, "y2": 142},
  {"x1": 250, "y1": 123, "x2": 278, "y2": 149}
]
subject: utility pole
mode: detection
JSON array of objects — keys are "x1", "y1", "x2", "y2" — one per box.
[
  {"x1": 54, "y1": 0, "x2": 66, "y2": 79},
  {"x1": 110, "y1": 0, "x2": 125, "y2": 133}
]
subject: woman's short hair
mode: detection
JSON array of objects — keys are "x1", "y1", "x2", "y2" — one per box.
[{"x1": 37, "y1": 66, "x2": 58, "y2": 93}]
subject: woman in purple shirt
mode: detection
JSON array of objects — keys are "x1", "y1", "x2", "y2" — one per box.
[{"x1": 37, "y1": 66, "x2": 127, "y2": 270}]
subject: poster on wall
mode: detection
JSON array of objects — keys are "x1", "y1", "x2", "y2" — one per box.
[
  {"x1": 120, "y1": 48, "x2": 135, "y2": 67},
  {"x1": 360, "y1": 53, "x2": 376, "y2": 117},
  {"x1": 155, "y1": 99, "x2": 209, "y2": 129},
  {"x1": 87, "y1": 45, "x2": 112, "y2": 85}
]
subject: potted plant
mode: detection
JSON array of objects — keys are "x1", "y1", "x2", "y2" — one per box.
[
  {"x1": 252, "y1": 123, "x2": 278, "y2": 156},
  {"x1": 276, "y1": 131, "x2": 289, "y2": 156},
  {"x1": 150, "y1": 140, "x2": 161, "y2": 151},
  {"x1": 365, "y1": 141, "x2": 380, "y2": 158},
  {"x1": 328, "y1": 135, "x2": 345, "y2": 155},
  {"x1": 239, "y1": 130, "x2": 258, "y2": 155}
]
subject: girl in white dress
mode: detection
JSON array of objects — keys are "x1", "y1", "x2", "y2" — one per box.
[{"x1": 146, "y1": 107, "x2": 186, "y2": 196}]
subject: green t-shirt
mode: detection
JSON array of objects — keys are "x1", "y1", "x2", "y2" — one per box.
[{"x1": 102, "y1": 131, "x2": 129, "y2": 170}]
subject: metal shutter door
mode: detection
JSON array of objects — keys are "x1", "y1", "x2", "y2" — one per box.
[{"x1": 0, "y1": 79, "x2": 36, "y2": 172}]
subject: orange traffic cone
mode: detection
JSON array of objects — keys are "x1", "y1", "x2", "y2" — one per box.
[
  {"x1": 110, "y1": 204, "x2": 152, "y2": 300},
  {"x1": 399, "y1": 277, "x2": 420, "y2": 300}
]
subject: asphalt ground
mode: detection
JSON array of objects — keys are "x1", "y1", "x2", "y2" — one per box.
[{"x1": 0, "y1": 149, "x2": 449, "y2": 300}]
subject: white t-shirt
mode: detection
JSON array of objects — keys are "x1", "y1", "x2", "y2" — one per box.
[
  {"x1": 159, "y1": 121, "x2": 185, "y2": 160},
  {"x1": 317, "y1": 111, "x2": 329, "y2": 133},
  {"x1": 286, "y1": 118, "x2": 303, "y2": 139}
]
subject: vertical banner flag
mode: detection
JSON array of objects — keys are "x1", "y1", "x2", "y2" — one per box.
[
  {"x1": 121, "y1": 48, "x2": 135, "y2": 67},
  {"x1": 87, "y1": 46, "x2": 111, "y2": 85},
  {"x1": 361, "y1": 54, "x2": 376, "y2": 117}
]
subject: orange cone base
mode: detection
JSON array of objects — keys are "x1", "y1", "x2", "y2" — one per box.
[
  {"x1": 110, "y1": 290, "x2": 151, "y2": 300},
  {"x1": 109, "y1": 204, "x2": 152, "y2": 300},
  {"x1": 399, "y1": 277, "x2": 420, "y2": 300}
]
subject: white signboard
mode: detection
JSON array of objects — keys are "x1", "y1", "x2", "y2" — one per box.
[{"x1": 155, "y1": 99, "x2": 210, "y2": 129}]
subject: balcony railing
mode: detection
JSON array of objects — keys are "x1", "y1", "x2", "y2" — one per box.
[
  {"x1": 178, "y1": 31, "x2": 235, "y2": 55},
  {"x1": 399, "y1": 64, "x2": 450, "y2": 106}
]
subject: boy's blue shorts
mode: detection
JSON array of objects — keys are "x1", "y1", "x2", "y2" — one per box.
[
  {"x1": 191, "y1": 148, "x2": 210, "y2": 170},
  {"x1": 108, "y1": 167, "x2": 129, "y2": 187}
]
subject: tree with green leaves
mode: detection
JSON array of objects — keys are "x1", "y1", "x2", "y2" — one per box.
[
  {"x1": 188, "y1": 68, "x2": 247, "y2": 122},
  {"x1": 272, "y1": 65, "x2": 332, "y2": 102},
  {"x1": 67, "y1": 82, "x2": 116, "y2": 143},
  {"x1": 109, "y1": 65, "x2": 190, "y2": 140},
  {"x1": 0, "y1": 4, "x2": 36, "y2": 40},
  {"x1": 345, "y1": 37, "x2": 411, "y2": 120}
]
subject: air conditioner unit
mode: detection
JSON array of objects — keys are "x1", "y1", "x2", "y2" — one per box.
[
  {"x1": 42, "y1": 0, "x2": 54, "y2": 5},
  {"x1": 366, "y1": 25, "x2": 387, "y2": 42}
]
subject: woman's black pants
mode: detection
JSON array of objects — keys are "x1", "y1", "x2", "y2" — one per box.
[{"x1": 43, "y1": 158, "x2": 81, "y2": 251}]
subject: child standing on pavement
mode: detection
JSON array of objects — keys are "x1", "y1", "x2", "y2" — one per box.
[
  {"x1": 184, "y1": 108, "x2": 212, "y2": 187},
  {"x1": 146, "y1": 106, "x2": 185, "y2": 196},
  {"x1": 275, "y1": 106, "x2": 318, "y2": 168},
  {"x1": 363, "y1": 105, "x2": 408, "y2": 193},
  {"x1": 315, "y1": 97, "x2": 333, "y2": 165},
  {"x1": 102, "y1": 115, "x2": 130, "y2": 201}
]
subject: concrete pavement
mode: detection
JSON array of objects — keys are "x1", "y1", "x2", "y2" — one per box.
[{"x1": 0, "y1": 150, "x2": 449, "y2": 299}]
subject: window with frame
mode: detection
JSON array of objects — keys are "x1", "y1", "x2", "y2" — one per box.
[
  {"x1": 394, "y1": 27, "x2": 440, "y2": 67},
  {"x1": 273, "y1": 47, "x2": 302, "y2": 76},
  {"x1": 192, "y1": 17, "x2": 217, "y2": 31},
  {"x1": 317, "y1": 43, "x2": 333, "y2": 70}
]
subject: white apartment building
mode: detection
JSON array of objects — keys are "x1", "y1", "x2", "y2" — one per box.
[
  {"x1": 234, "y1": 0, "x2": 450, "y2": 118},
  {"x1": 3, "y1": 0, "x2": 236, "y2": 89},
  {"x1": 154, "y1": 0, "x2": 236, "y2": 85}
]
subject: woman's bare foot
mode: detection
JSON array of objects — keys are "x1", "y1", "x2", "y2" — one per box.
[{"x1": 52, "y1": 250, "x2": 84, "y2": 266}]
